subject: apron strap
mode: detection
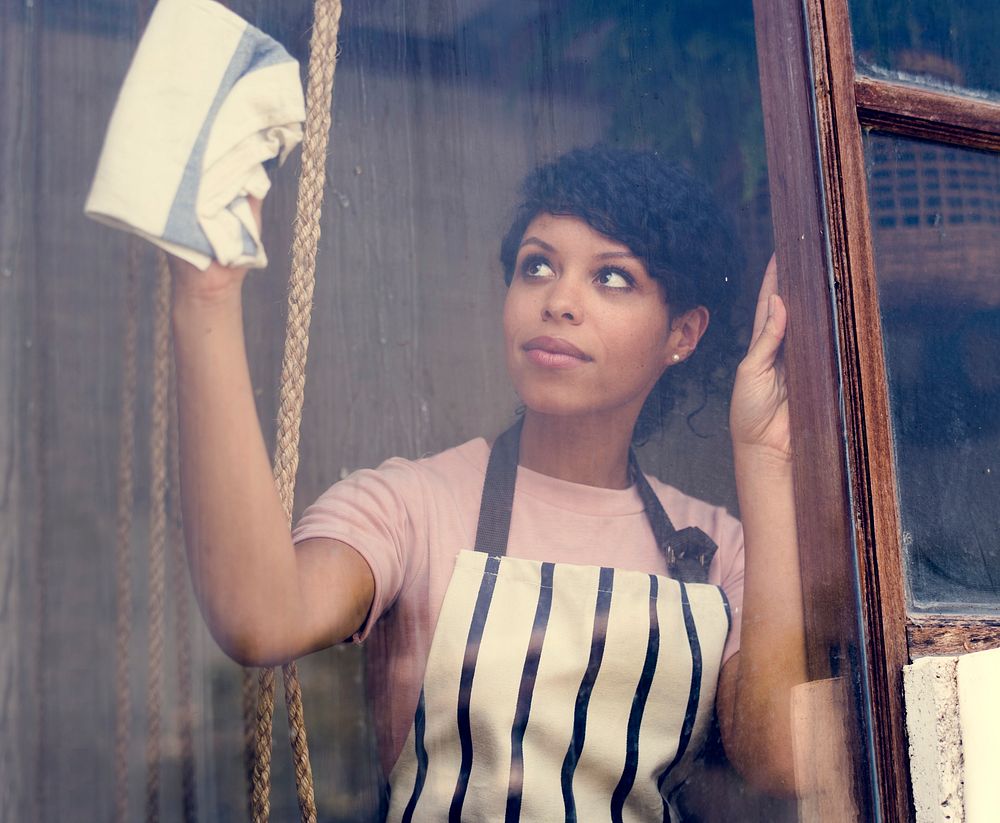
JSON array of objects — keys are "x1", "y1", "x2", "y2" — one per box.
[
  {"x1": 472, "y1": 417, "x2": 523, "y2": 556},
  {"x1": 473, "y1": 420, "x2": 719, "y2": 584},
  {"x1": 629, "y1": 453, "x2": 719, "y2": 584}
]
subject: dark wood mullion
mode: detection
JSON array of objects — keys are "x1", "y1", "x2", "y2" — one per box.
[
  {"x1": 807, "y1": 2, "x2": 916, "y2": 822},
  {"x1": 908, "y1": 617, "x2": 1000, "y2": 659},
  {"x1": 855, "y1": 76, "x2": 1000, "y2": 151},
  {"x1": 752, "y1": 0, "x2": 859, "y2": 681},
  {"x1": 751, "y1": 0, "x2": 877, "y2": 819}
]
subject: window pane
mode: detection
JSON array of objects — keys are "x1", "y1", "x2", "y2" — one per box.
[
  {"x1": 2, "y1": 0, "x2": 873, "y2": 818},
  {"x1": 850, "y1": 0, "x2": 1000, "y2": 98},
  {"x1": 865, "y1": 132, "x2": 1000, "y2": 611}
]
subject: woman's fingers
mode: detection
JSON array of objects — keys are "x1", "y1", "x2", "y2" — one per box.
[
  {"x1": 732, "y1": 254, "x2": 791, "y2": 453},
  {"x1": 742, "y1": 290, "x2": 787, "y2": 375},
  {"x1": 740, "y1": 253, "x2": 785, "y2": 373},
  {"x1": 749, "y1": 253, "x2": 779, "y2": 347},
  {"x1": 169, "y1": 194, "x2": 264, "y2": 301}
]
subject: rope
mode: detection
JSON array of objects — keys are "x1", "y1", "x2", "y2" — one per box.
[
  {"x1": 251, "y1": 1, "x2": 343, "y2": 821},
  {"x1": 283, "y1": 662, "x2": 316, "y2": 822},
  {"x1": 242, "y1": 668, "x2": 257, "y2": 821},
  {"x1": 114, "y1": 238, "x2": 141, "y2": 823},
  {"x1": 117, "y1": 15, "x2": 155, "y2": 821},
  {"x1": 168, "y1": 355, "x2": 199, "y2": 823},
  {"x1": 251, "y1": 667, "x2": 276, "y2": 823},
  {"x1": 144, "y1": 252, "x2": 172, "y2": 823}
]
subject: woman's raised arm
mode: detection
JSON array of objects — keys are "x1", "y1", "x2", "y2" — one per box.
[
  {"x1": 169, "y1": 204, "x2": 373, "y2": 667},
  {"x1": 716, "y1": 255, "x2": 808, "y2": 794}
]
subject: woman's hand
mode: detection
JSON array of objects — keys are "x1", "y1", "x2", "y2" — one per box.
[
  {"x1": 168, "y1": 196, "x2": 262, "y2": 305},
  {"x1": 729, "y1": 254, "x2": 790, "y2": 459}
]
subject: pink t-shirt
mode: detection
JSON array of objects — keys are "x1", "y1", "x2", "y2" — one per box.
[{"x1": 292, "y1": 438, "x2": 744, "y2": 776}]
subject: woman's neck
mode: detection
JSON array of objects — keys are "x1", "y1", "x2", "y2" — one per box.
[{"x1": 516, "y1": 409, "x2": 636, "y2": 489}]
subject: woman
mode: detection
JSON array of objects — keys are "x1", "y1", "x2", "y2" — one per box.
[{"x1": 170, "y1": 146, "x2": 805, "y2": 820}]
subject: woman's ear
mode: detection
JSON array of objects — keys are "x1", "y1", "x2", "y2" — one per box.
[{"x1": 665, "y1": 306, "x2": 710, "y2": 365}]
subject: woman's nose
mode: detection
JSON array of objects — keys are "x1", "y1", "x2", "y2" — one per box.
[{"x1": 542, "y1": 276, "x2": 584, "y2": 323}]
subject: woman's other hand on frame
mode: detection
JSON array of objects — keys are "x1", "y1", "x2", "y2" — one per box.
[{"x1": 729, "y1": 254, "x2": 790, "y2": 461}]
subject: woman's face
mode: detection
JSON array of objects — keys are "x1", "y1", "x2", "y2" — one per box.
[{"x1": 503, "y1": 213, "x2": 704, "y2": 425}]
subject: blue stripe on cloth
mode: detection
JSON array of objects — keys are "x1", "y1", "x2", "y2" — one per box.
[
  {"x1": 657, "y1": 581, "x2": 703, "y2": 811},
  {"x1": 162, "y1": 25, "x2": 294, "y2": 255},
  {"x1": 399, "y1": 689, "x2": 428, "y2": 823},
  {"x1": 448, "y1": 554, "x2": 502, "y2": 822},
  {"x1": 610, "y1": 574, "x2": 660, "y2": 822},
  {"x1": 561, "y1": 566, "x2": 615, "y2": 823},
  {"x1": 505, "y1": 562, "x2": 555, "y2": 823}
]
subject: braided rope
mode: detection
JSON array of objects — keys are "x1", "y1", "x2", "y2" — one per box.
[
  {"x1": 272, "y1": 0, "x2": 342, "y2": 504},
  {"x1": 251, "y1": 1, "x2": 343, "y2": 821},
  {"x1": 251, "y1": 666, "x2": 276, "y2": 823},
  {"x1": 242, "y1": 668, "x2": 257, "y2": 821},
  {"x1": 283, "y1": 662, "x2": 317, "y2": 823},
  {"x1": 168, "y1": 357, "x2": 199, "y2": 823},
  {"x1": 144, "y1": 253, "x2": 171, "y2": 823},
  {"x1": 113, "y1": 239, "x2": 141, "y2": 823}
]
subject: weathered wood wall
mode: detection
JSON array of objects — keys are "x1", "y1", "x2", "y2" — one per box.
[{"x1": 1, "y1": 6, "x2": 38, "y2": 821}]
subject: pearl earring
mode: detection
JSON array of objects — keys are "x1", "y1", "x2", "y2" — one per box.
[{"x1": 671, "y1": 353, "x2": 681, "y2": 363}]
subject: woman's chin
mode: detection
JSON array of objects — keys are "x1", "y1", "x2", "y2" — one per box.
[
  {"x1": 517, "y1": 392, "x2": 590, "y2": 419},
  {"x1": 517, "y1": 387, "x2": 617, "y2": 421}
]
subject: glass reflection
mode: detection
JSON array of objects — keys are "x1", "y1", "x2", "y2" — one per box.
[
  {"x1": 3, "y1": 0, "x2": 875, "y2": 819},
  {"x1": 866, "y1": 132, "x2": 1000, "y2": 610},
  {"x1": 851, "y1": 0, "x2": 1000, "y2": 98}
]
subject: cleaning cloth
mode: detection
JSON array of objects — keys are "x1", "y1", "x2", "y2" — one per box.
[{"x1": 85, "y1": 0, "x2": 305, "y2": 270}]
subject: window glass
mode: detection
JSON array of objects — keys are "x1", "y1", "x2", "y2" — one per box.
[
  {"x1": 865, "y1": 131, "x2": 1000, "y2": 611},
  {"x1": 2, "y1": 0, "x2": 874, "y2": 819},
  {"x1": 850, "y1": 0, "x2": 1000, "y2": 98}
]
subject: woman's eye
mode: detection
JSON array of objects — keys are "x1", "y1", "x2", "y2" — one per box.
[
  {"x1": 595, "y1": 268, "x2": 634, "y2": 290},
  {"x1": 521, "y1": 257, "x2": 556, "y2": 280}
]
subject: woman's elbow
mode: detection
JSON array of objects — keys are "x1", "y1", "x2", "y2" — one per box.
[
  {"x1": 730, "y1": 744, "x2": 799, "y2": 797},
  {"x1": 721, "y1": 706, "x2": 800, "y2": 797},
  {"x1": 196, "y1": 601, "x2": 298, "y2": 667},
  {"x1": 210, "y1": 624, "x2": 299, "y2": 668}
]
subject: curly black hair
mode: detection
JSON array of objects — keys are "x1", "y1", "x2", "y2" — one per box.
[{"x1": 499, "y1": 145, "x2": 744, "y2": 444}]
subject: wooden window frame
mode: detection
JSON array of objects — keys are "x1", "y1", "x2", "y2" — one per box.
[{"x1": 755, "y1": 0, "x2": 1000, "y2": 821}]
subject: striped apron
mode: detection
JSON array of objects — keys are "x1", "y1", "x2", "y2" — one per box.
[{"x1": 386, "y1": 423, "x2": 731, "y2": 822}]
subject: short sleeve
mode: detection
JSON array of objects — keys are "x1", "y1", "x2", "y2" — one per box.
[{"x1": 291, "y1": 457, "x2": 428, "y2": 642}]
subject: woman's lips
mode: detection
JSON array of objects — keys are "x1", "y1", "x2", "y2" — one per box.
[{"x1": 522, "y1": 336, "x2": 591, "y2": 368}]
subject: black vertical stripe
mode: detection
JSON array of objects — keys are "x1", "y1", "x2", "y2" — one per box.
[
  {"x1": 448, "y1": 554, "x2": 502, "y2": 822},
  {"x1": 399, "y1": 689, "x2": 428, "y2": 823},
  {"x1": 610, "y1": 574, "x2": 660, "y2": 822},
  {"x1": 505, "y1": 562, "x2": 555, "y2": 822},
  {"x1": 657, "y1": 582, "x2": 703, "y2": 801},
  {"x1": 560, "y1": 567, "x2": 615, "y2": 823}
]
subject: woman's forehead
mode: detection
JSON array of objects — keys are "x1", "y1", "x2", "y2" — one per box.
[{"x1": 520, "y1": 212, "x2": 638, "y2": 258}]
